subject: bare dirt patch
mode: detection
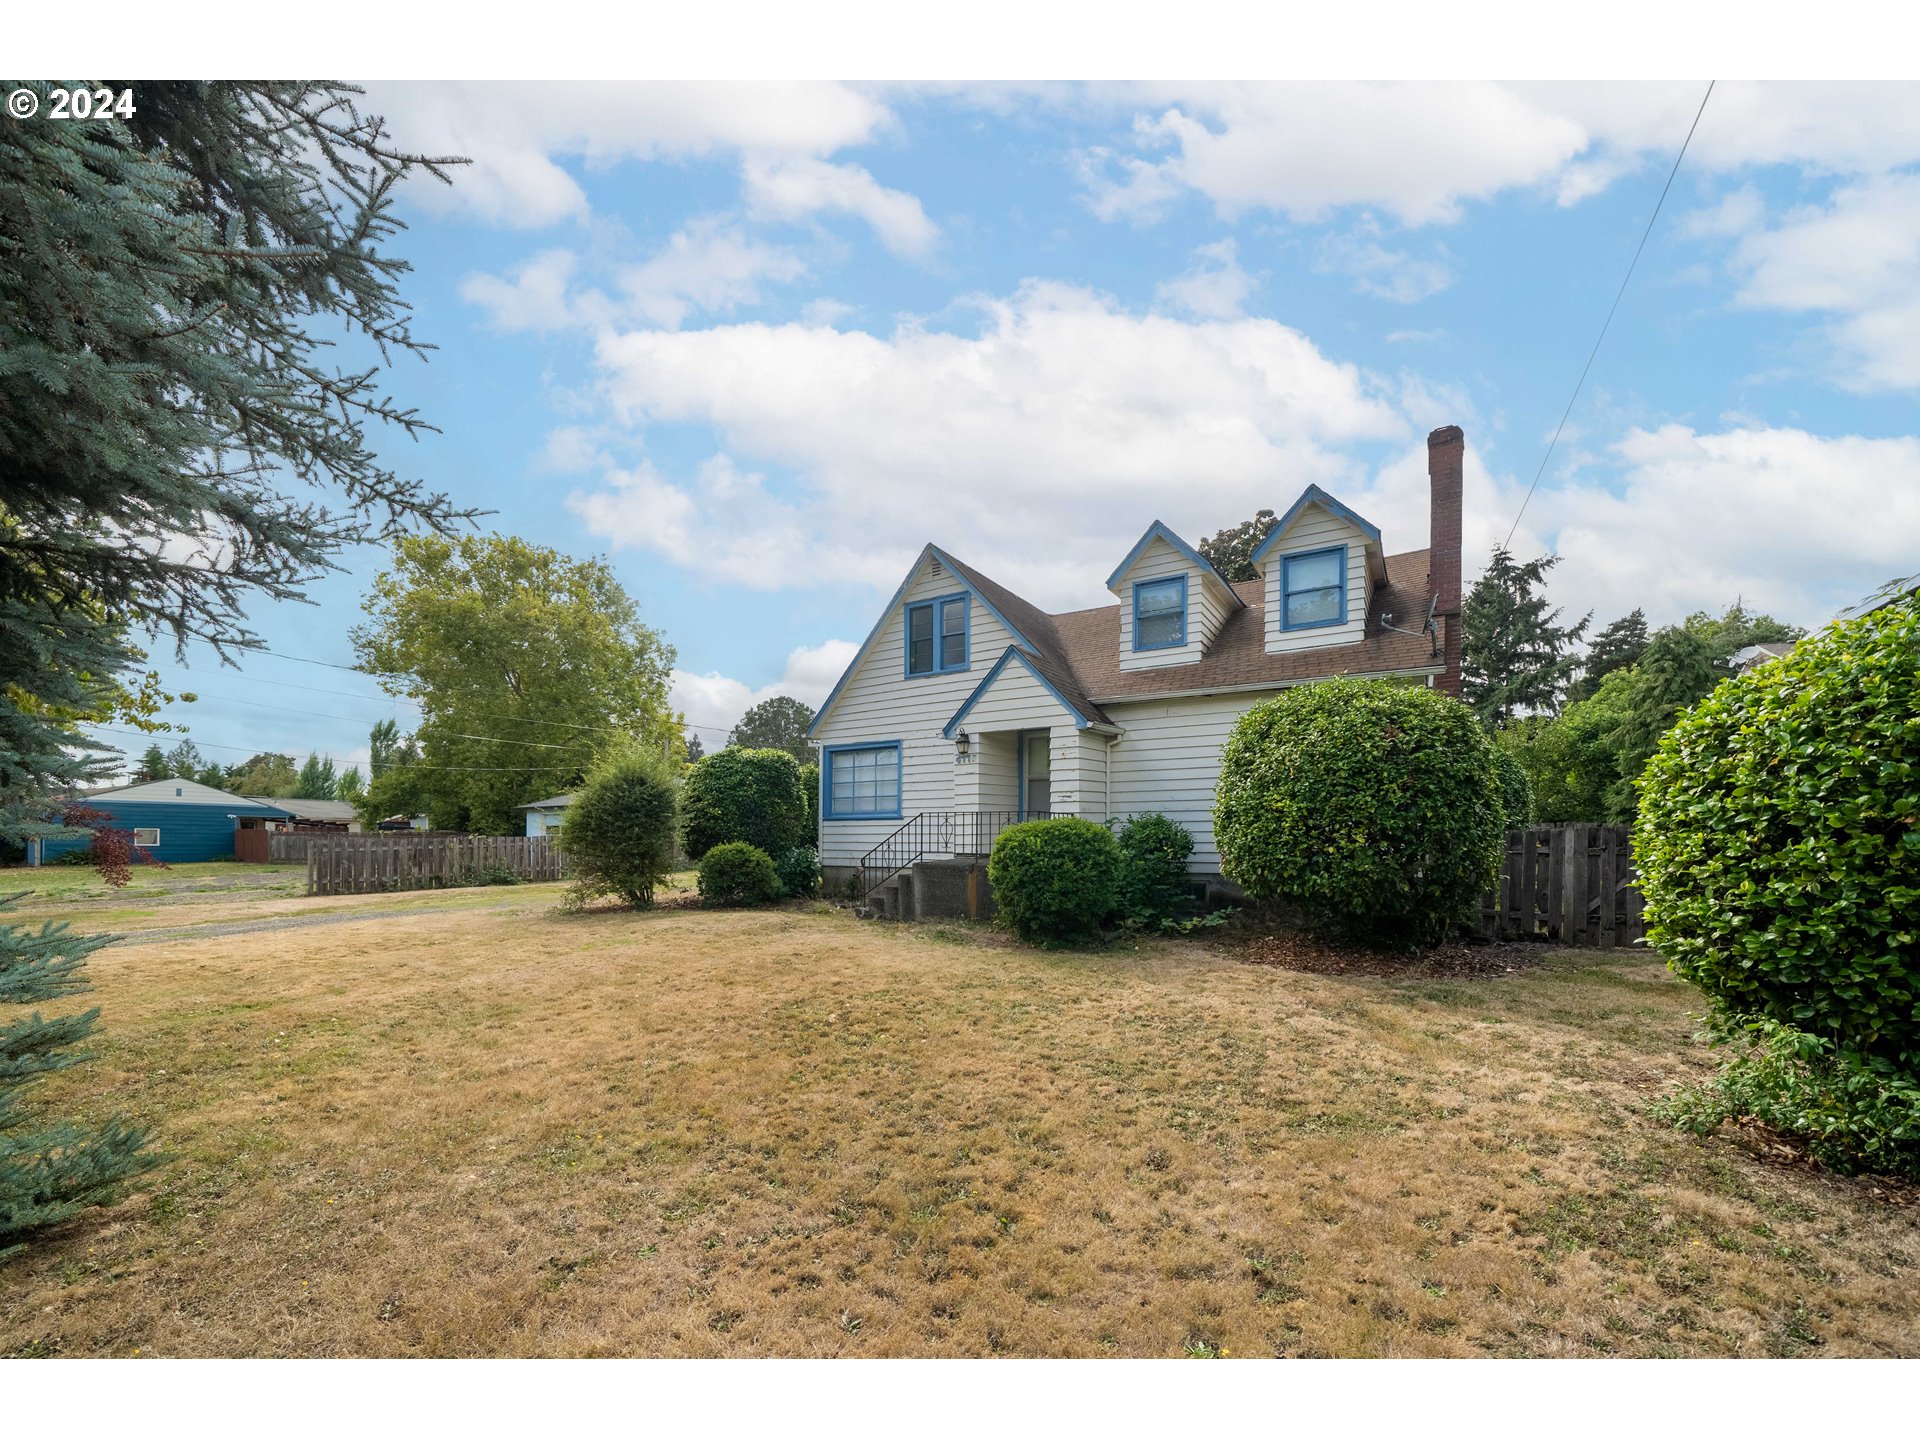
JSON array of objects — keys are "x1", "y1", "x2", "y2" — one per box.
[{"x1": 3, "y1": 895, "x2": 1915, "y2": 1358}]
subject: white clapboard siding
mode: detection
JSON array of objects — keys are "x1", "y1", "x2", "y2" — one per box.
[
  {"x1": 1112, "y1": 536, "x2": 1229, "y2": 671},
  {"x1": 814, "y1": 556, "x2": 1022, "y2": 866},
  {"x1": 1104, "y1": 690, "x2": 1286, "y2": 872},
  {"x1": 1260, "y1": 504, "x2": 1370, "y2": 653},
  {"x1": 957, "y1": 655, "x2": 1076, "y2": 734}
]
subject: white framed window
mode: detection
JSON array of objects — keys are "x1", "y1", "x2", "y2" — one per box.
[{"x1": 132, "y1": 828, "x2": 160, "y2": 847}]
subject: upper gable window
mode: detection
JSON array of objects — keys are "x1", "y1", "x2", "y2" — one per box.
[
  {"x1": 906, "y1": 593, "x2": 969, "y2": 676},
  {"x1": 1133, "y1": 575, "x2": 1187, "y2": 651},
  {"x1": 1281, "y1": 546, "x2": 1347, "y2": 630}
]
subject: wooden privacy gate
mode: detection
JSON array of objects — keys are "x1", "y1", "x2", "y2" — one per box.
[
  {"x1": 1478, "y1": 823, "x2": 1646, "y2": 947},
  {"x1": 306, "y1": 834, "x2": 566, "y2": 896}
]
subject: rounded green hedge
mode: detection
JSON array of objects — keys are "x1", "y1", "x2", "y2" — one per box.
[
  {"x1": 774, "y1": 844, "x2": 822, "y2": 899},
  {"x1": 988, "y1": 817, "x2": 1120, "y2": 943},
  {"x1": 558, "y1": 749, "x2": 679, "y2": 909},
  {"x1": 680, "y1": 747, "x2": 811, "y2": 861},
  {"x1": 697, "y1": 841, "x2": 783, "y2": 907},
  {"x1": 1112, "y1": 812, "x2": 1196, "y2": 929},
  {"x1": 1637, "y1": 597, "x2": 1920, "y2": 1069},
  {"x1": 1214, "y1": 677, "x2": 1504, "y2": 946}
]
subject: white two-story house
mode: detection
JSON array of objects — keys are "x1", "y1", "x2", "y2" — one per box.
[{"x1": 808, "y1": 425, "x2": 1469, "y2": 914}]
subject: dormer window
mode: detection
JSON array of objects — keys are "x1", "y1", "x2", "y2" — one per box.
[
  {"x1": 1281, "y1": 546, "x2": 1347, "y2": 630},
  {"x1": 1132, "y1": 575, "x2": 1187, "y2": 650},
  {"x1": 906, "y1": 593, "x2": 969, "y2": 676}
]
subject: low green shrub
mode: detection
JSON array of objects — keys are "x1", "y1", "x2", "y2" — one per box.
[
  {"x1": 50, "y1": 847, "x2": 98, "y2": 867},
  {"x1": 697, "y1": 841, "x2": 783, "y2": 907},
  {"x1": 450, "y1": 861, "x2": 523, "y2": 888},
  {"x1": 1652, "y1": 1017, "x2": 1920, "y2": 1177},
  {"x1": 1112, "y1": 812, "x2": 1196, "y2": 932},
  {"x1": 774, "y1": 845, "x2": 821, "y2": 899},
  {"x1": 987, "y1": 817, "x2": 1120, "y2": 944}
]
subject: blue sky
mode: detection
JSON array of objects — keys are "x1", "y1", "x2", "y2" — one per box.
[{"x1": 107, "y1": 81, "x2": 1920, "y2": 778}]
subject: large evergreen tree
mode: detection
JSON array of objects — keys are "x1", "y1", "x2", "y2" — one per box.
[
  {"x1": 294, "y1": 752, "x2": 338, "y2": 800},
  {"x1": 728, "y1": 696, "x2": 814, "y2": 762},
  {"x1": 352, "y1": 535, "x2": 679, "y2": 834},
  {"x1": 1570, "y1": 608, "x2": 1649, "y2": 702},
  {"x1": 1461, "y1": 548, "x2": 1592, "y2": 728},
  {"x1": 136, "y1": 743, "x2": 171, "y2": 783},
  {"x1": 0, "y1": 82, "x2": 464, "y2": 1247}
]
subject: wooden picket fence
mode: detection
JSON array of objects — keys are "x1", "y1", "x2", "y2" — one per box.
[
  {"x1": 1478, "y1": 823, "x2": 1645, "y2": 947},
  {"x1": 305, "y1": 833, "x2": 566, "y2": 896}
]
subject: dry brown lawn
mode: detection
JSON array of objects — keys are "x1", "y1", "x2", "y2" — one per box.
[{"x1": 4, "y1": 887, "x2": 1917, "y2": 1358}]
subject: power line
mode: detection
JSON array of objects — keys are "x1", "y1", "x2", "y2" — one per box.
[
  {"x1": 89, "y1": 726, "x2": 577, "y2": 775},
  {"x1": 184, "y1": 638, "x2": 742, "y2": 735},
  {"x1": 181, "y1": 691, "x2": 593, "y2": 751},
  {"x1": 1503, "y1": 80, "x2": 1715, "y2": 552}
]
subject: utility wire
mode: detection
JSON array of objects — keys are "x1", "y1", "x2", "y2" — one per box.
[
  {"x1": 181, "y1": 691, "x2": 593, "y2": 751},
  {"x1": 1503, "y1": 80, "x2": 1715, "y2": 552},
  {"x1": 89, "y1": 726, "x2": 577, "y2": 775},
  {"x1": 184, "y1": 638, "x2": 742, "y2": 735}
]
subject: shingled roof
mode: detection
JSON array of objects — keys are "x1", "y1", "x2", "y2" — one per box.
[{"x1": 944, "y1": 546, "x2": 1442, "y2": 712}]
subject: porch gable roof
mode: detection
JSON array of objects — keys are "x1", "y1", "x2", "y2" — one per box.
[{"x1": 943, "y1": 645, "x2": 1112, "y2": 739}]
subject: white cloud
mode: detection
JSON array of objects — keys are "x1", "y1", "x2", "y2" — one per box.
[
  {"x1": 1153, "y1": 239, "x2": 1255, "y2": 319},
  {"x1": 1314, "y1": 218, "x2": 1454, "y2": 303},
  {"x1": 1681, "y1": 185, "x2": 1765, "y2": 239},
  {"x1": 460, "y1": 249, "x2": 583, "y2": 332},
  {"x1": 741, "y1": 155, "x2": 939, "y2": 257},
  {"x1": 618, "y1": 218, "x2": 808, "y2": 328},
  {"x1": 1072, "y1": 82, "x2": 1920, "y2": 230},
  {"x1": 372, "y1": 81, "x2": 893, "y2": 228},
  {"x1": 1725, "y1": 171, "x2": 1920, "y2": 390},
  {"x1": 1079, "y1": 83, "x2": 1588, "y2": 226},
  {"x1": 1384, "y1": 328, "x2": 1445, "y2": 344},
  {"x1": 568, "y1": 280, "x2": 1406, "y2": 608},
  {"x1": 671, "y1": 639, "x2": 860, "y2": 738},
  {"x1": 1340, "y1": 423, "x2": 1918, "y2": 631}
]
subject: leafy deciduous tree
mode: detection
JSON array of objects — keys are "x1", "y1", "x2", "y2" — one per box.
[
  {"x1": 727, "y1": 696, "x2": 815, "y2": 762},
  {"x1": 352, "y1": 534, "x2": 679, "y2": 834},
  {"x1": 1196, "y1": 509, "x2": 1277, "y2": 584}
]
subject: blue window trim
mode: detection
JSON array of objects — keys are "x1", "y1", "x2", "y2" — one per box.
[
  {"x1": 821, "y1": 740, "x2": 904, "y2": 822},
  {"x1": 903, "y1": 592, "x2": 970, "y2": 678},
  {"x1": 1249, "y1": 485, "x2": 1381, "y2": 568},
  {"x1": 1106, "y1": 520, "x2": 1244, "y2": 605},
  {"x1": 1279, "y1": 544, "x2": 1349, "y2": 631},
  {"x1": 1131, "y1": 575, "x2": 1188, "y2": 652}
]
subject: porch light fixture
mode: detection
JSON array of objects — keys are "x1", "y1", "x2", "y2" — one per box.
[{"x1": 954, "y1": 731, "x2": 971, "y2": 761}]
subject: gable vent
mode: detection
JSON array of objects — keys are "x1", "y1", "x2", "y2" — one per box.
[
  {"x1": 175, "y1": 786, "x2": 183, "y2": 797},
  {"x1": 928, "y1": 558, "x2": 946, "y2": 577}
]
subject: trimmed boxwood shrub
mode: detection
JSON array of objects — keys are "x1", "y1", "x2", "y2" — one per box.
[
  {"x1": 1637, "y1": 596, "x2": 1920, "y2": 1071},
  {"x1": 557, "y1": 748, "x2": 679, "y2": 909},
  {"x1": 987, "y1": 817, "x2": 1120, "y2": 943},
  {"x1": 680, "y1": 747, "x2": 811, "y2": 861},
  {"x1": 774, "y1": 844, "x2": 822, "y2": 899},
  {"x1": 1213, "y1": 677, "x2": 1504, "y2": 946},
  {"x1": 1112, "y1": 812, "x2": 1196, "y2": 930},
  {"x1": 1491, "y1": 747, "x2": 1534, "y2": 828},
  {"x1": 697, "y1": 841, "x2": 783, "y2": 907}
]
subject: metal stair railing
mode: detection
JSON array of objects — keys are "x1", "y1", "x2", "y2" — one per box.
[{"x1": 856, "y1": 810, "x2": 1056, "y2": 898}]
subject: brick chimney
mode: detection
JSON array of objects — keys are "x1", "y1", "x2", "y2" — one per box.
[{"x1": 1428, "y1": 424, "x2": 1465, "y2": 697}]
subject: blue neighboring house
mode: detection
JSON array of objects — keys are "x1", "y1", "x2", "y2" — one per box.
[{"x1": 35, "y1": 779, "x2": 295, "y2": 864}]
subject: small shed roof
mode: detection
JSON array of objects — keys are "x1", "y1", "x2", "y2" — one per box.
[
  {"x1": 252, "y1": 796, "x2": 358, "y2": 824},
  {"x1": 517, "y1": 792, "x2": 578, "y2": 812},
  {"x1": 83, "y1": 779, "x2": 293, "y2": 814}
]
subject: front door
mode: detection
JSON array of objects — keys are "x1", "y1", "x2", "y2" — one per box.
[{"x1": 1021, "y1": 731, "x2": 1051, "y2": 818}]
